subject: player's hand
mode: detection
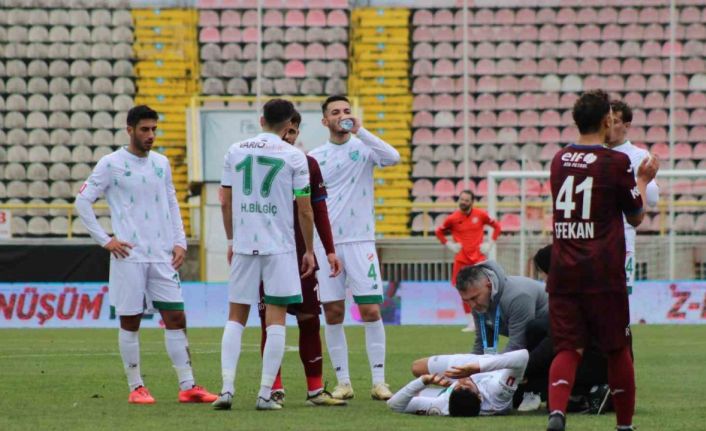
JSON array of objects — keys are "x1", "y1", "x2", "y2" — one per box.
[
  {"x1": 226, "y1": 247, "x2": 233, "y2": 266},
  {"x1": 346, "y1": 116, "x2": 362, "y2": 134},
  {"x1": 104, "y1": 237, "x2": 132, "y2": 259},
  {"x1": 445, "y1": 241, "x2": 461, "y2": 254},
  {"x1": 637, "y1": 154, "x2": 659, "y2": 183},
  {"x1": 326, "y1": 253, "x2": 342, "y2": 277},
  {"x1": 172, "y1": 246, "x2": 186, "y2": 270},
  {"x1": 445, "y1": 363, "x2": 481, "y2": 379},
  {"x1": 480, "y1": 240, "x2": 495, "y2": 255},
  {"x1": 301, "y1": 250, "x2": 316, "y2": 279},
  {"x1": 421, "y1": 373, "x2": 452, "y2": 387}
]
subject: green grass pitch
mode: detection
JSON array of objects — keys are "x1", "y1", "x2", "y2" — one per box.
[{"x1": 1, "y1": 325, "x2": 705, "y2": 430}]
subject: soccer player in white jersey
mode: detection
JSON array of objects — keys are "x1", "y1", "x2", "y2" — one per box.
[
  {"x1": 75, "y1": 105, "x2": 217, "y2": 404},
  {"x1": 388, "y1": 349, "x2": 529, "y2": 416},
  {"x1": 308, "y1": 95, "x2": 401, "y2": 401},
  {"x1": 607, "y1": 100, "x2": 660, "y2": 294},
  {"x1": 213, "y1": 99, "x2": 316, "y2": 411}
]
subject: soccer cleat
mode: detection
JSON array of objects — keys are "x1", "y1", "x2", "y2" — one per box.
[
  {"x1": 331, "y1": 382, "x2": 355, "y2": 400},
  {"x1": 212, "y1": 392, "x2": 233, "y2": 410},
  {"x1": 518, "y1": 391, "x2": 542, "y2": 412},
  {"x1": 305, "y1": 390, "x2": 348, "y2": 407},
  {"x1": 461, "y1": 325, "x2": 476, "y2": 333},
  {"x1": 256, "y1": 396, "x2": 283, "y2": 410},
  {"x1": 547, "y1": 411, "x2": 566, "y2": 431},
  {"x1": 179, "y1": 385, "x2": 218, "y2": 403},
  {"x1": 588, "y1": 384, "x2": 612, "y2": 414},
  {"x1": 128, "y1": 386, "x2": 156, "y2": 404},
  {"x1": 271, "y1": 389, "x2": 285, "y2": 406},
  {"x1": 370, "y1": 383, "x2": 393, "y2": 401}
]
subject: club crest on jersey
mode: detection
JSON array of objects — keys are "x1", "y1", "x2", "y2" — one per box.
[
  {"x1": 561, "y1": 152, "x2": 597, "y2": 168},
  {"x1": 472, "y1": 217, "x2": 479, "y2": 223},
  {"x1": 349, "y1": 150, "x2": 360, "y2": 161}
]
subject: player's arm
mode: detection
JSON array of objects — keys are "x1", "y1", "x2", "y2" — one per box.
[
  {"x1": 622, "y1": 155, "x2": 657, "y2": 227},
  {"x1": 293, "y1": 152, "x2": 315, "y2": 278},
  {"x1": 472, "y1": 317, "x2": 484, "y2": 354},
  {"x1": 350, "y1": 120, "x2": 401, "y2": 167},
  {"x1": 387, "y1": 375, "x2": 449, "y2": 414},
  {"x1": 446, "y1": 349, "x2": 529, "y2": 378},
  {"x1": 645, "y1": 179, "x2": 659, "y2": 208},
  {"x1": 435, "y1": 215, "x2": 461, "y2": 253},
  {"x1": 164, "y1": 162, "x2": 187, "y2": 269},
  {"x1": 74, "y1": 158, "x2": 131, "y2": 258},
  {"x1": 309, "y1": 158, "x2": 341, "y2": 276},
  {"x1": 220, "y1": 152, "x2": 234, "y2": 263},
  {"x1": 502, "y1": 293, "x2": 534, "y2": 353}
]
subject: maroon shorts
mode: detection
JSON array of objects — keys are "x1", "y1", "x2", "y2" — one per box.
[
  {"x1": 258, "y1": 276, "x2": 321, "y2": 318},
  {"x1": 549, "y1": 291, "x2": 631, "y2": 354}
]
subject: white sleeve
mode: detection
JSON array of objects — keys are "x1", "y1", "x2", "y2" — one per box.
[
  {"x1": 74, "y1": 158, "x2": 112, "y2": 247},
  {"x1": 291, "y1": 150, "x2": 310, "y2": 196},
  {"x1": 357, "y1": 127, "x2": 401, "y2": 167},
  {"x1": 387, "y1": 378, "x2": 434, "y2": 414},
  {"x1": 478, "y1": 349, "x2": 529, "y2": 375},
  {"x1": 645, "y1": 180, "x2": 659, "y2": 208},
  {"x1": 164, "y1": 162, "x2": 187, "y2": 250}
]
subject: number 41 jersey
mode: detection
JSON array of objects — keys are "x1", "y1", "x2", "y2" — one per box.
[
  {"x1": 221, "y1": 132, "x2": 310, "y2": 256},
  {"x1": 547, "y1": 144, "x2": 643, "y2": 294}
]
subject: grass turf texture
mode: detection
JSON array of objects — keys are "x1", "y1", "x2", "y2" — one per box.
[{"x1": 1, "y1": 325, "x2": 704, "y2": 430}]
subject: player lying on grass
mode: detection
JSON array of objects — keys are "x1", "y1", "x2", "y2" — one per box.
[{"x1": 388, "y1": 349, "x2": 528, "y2": 416}]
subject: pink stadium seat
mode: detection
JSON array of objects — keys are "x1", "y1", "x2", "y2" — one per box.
[
  {"x1": 499, "y1": 75, "x2": 519, "y2": 92},
  {"x1": 412, "y1": 9, "x2": 433, "y2": 25},
  {"x1": 649, "y1": 142, "x2": 669, "y2": 159},
  {"x1": 647, "y1": 74, "x2": 668, "y2": 91},
  {"x1": 434, "y1": 59, "x2": 455, "y2": 76},
  {"x1": 560, "y1": 25, "x2": 580, "y2": 42},
  {"x1": 540, "y1": 143, "x2": 560, "y2": 161},
  {"x1": 580, "y1": 24, "x2": 601, "y2": 41},
  {"x1": 327, "y1": 10, "x2": 348, "y2": 27},
  {"x1": 692, "y1": 143, "x2": 706, "y2": 160},
  {"x1": 560, "y1": 111, "x2": 574, "y2": 126},
  {"x1": 476, "y1": 111, "x2": 496, "y2": 128},
  {"x1": 536, "y1": 93, "x2": 559, "y2": 110},
  {"x1": 539, "y1": 24, "x2": 558, "y2": 41},
  {"x1": 674, "y1": 142, "x2": 693, "y2": 160},
  {"x1": 221, "y1": 27, "x2": 241, "y2": 42},
  {"x1": 631, "y1": 109, "x2": 646, "y2": 126},
  {"x1": 559, "y1": 93, "x2": 578, "y2": 109},
  {"x1": 618, "y1": 7, "x2": 639, "y2": 24},
  {"x1": 515, "y1": 8, "x2": 535, "y2": 25},
  {"x1": 577, "y1": 7, "x2": 598, "y2": 24},
  {"x1": 413, "y1": 27, "x2": 433, "y2": 43},
  {"x1": 689, "y1": 126, "x2": 706, "y2": 142},
  {"x1": 306, "y1": 43, "x2": 325, "y2": 60},
  {"x1": 434, "y1": 161, "x2": 456, "y2": 178},
  {"x1": 519, "y1": 76, "x2": 541, "y2": 92},
  {"x1": 685, "y1": 58, "x2": 705, "y2": 74},
  {"x1": 561, "y1": 126, "x2": 578, "y2": 143},
  {"x1": 411, "y1": 214, "x2": 433, "y2": 233},
  {"x1": 474, "y1": 9, "x2": 493, "y2": 25},
  {"x1": 263, "y1": 10, "x2": 283, "y2": 26},
  {"x1": 686, "y1": 92, "x2": 706, "y2": 108},
  {"x1": 680, "y1": 6, "x2": 701, "y2": 23},
  {"x1": 519, "y1": 110, "x2": 539, "y2": 127},
  {"x1": 558, "y1": 58, "x2": 579, "y2": 74},
  {"x1": 646, "y1": 126, "x2": 667, "y2": 143},
  {"x1": 477, "y1": 128, "x2": 497, "y2": 145},
  {"x1": 433, "y1": 9, "x2": 454, "y2": 25},
  {"x1": 622, "y1": 23, "x2": 644, "y2": 41},
  {"x1": 284, "y1": 60, "x2": 306, "y2": 78},
  {"x1": 412, "y1": 179, "x2": 433, "y2": 197},
  {"x1": 495, "y1": 8, "x2": 514, "y2": 25},
  {"x1": 454, "y1": 128, "x2": 476, "y2": 146},
  {"x1": 284, "y1": 43, "x2": 305, "y2": 60},
  {"x1": 541, "y1": 127, "x2": 561, "y2": 144},
  {"x1": 326, "y1": 43, "x2": 347, "y2": 60},
  {"x1": 413, "y1": 94, "x2": 432, "y2": 111},
  {"x1": 597, "y1": 7, "x2": 618, "y2": 24},
  {"x1": 516, "y1": 41, "x2": 537, "y2": 58},
  {"x1": 556, "y1": 8, "x2": 576, "y2": 25},
  {"x1": 690, "y1": 108, "x2": 706, "y2": 126},
  {"x1": 413, "y1": 43, "x2": 433, "y2": 59},
  {"x1": 674, "y1": 214, "x2": 695, "y2": 233},
  {"x1": 476, "y1": 76, "x2": 497, "y2": 93},
  {"x1": 478, "y1": 160, "x2": 499, "y2": 177},
  {"x1": 618, "y1": 58, "x2": 639, "y2": 74},
  {"x1": 496, "y1": 93, "x2": 516, "y2": 110},
  {"x1": 305, "y1": 10, "x2": 326, "y2": 27},
  {"x1": 434, "y1": 43, "x2": 455, "y2": 58},
  {"x1": 647, "y1": 109, "x2": 668, "y2": 126},
  {"x1": 623, "y1": 92, "x2": 643, "y2": 107},
  {"x1": 433, "y1": 129, "x2": 455, "y2": 146},
  {"x1": 433, "y1": 27, "x2": 455, "y2": 43},
  {"x1": 625, "y1": 75, "x2": 646, "y2": 91},
  {"x1": 454, "y1": 111, "x2": 476, "y2": 128},
  {"x1": 455, "y1": 180, "x2": 476, "y2": 196},
  {"x1": 500, "y1": 213, "x2": 521, "y2": 232},
  {"x1": 199, "y1": 27, "x2": 220, "y2": 43},
  {"x1": 536, "y1": 8, "x2": 555, "y2": 24},
  {"x1": 434, "y1": 179, "x2": 456, "y2": 198},
  {"x1": 242, "y1": 27, "x2": 258, "y2": 43},
  {"x1": 285, "y1": 10, "x2": 305, "y2": 26},
  {"x1": 498, "y1": 110, "x2": 518, "y2": 127},
  {"x1": 412, "y1": 111, "x2": 433, "y2": 128},
  {"x1": 540, "y1": 110, "x2": 561, "y2": 127},
  {"x1": 642, "y1": 58, "x2": 662, "y2": 74},
  {"x1": 519, "y1": 127, "x2": 539, "y2": 143},
  {"x1": 221, "y1": 10, "x2": 240, "y2": 26},
  {"x1": 412, "y1": 59, "x2": 432, "y2": 76},
  {"x1": 413, "y1": 145, "x2": 433, "y2": 162},
  {"x1": 537, "y1": 59, "x2": 557, "y2": 76},
  {"x1": 199, "y1": 10, "x2": 219, "y2": 26},
  {"x1": 642, "y1": 41, "x2": 661, "y2": 57},
  {"x1": 476, "y1": 179, "x2": 489, "y2": 197},
  {"x1": 413, "y1": 128, "x2": 433, "y2": 146},
  {"x1": 673, "y1": 109, "x2": 689, "y2": 126},
  {"x1": 412, "y1": 160, "x2": 433, "y2": 178},
  {"x1": 498, "y1": 179, "x2": 520, "y2": 197},
  {"x1": 434, "y1": 94, "x2": 455, "y2": 111}
]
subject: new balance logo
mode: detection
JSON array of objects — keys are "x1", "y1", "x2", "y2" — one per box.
[
  {"x1": 335, "y1": 367, "x2": 342, "y2": 371},
  {"x1": 128, "y1": 363, "x2": 138, "y2": 369},
  {"x1": 373, "y1": 364, "x2": 384, "y2": 369},
  {"x1": 551, "y1": 379, "x2": 569, "y2": 387}
]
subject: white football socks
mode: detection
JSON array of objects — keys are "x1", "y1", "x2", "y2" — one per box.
[
  {"x1": 258, "y1": 325, "x2": 286, "y2": 400},
  {"x1": 364, "y1": 319, "x2": 386, "y2": 385},
  {"x1": 118, "y1": 328, "x2": 143, "y2": 391},
  {"x1": 220, "y1": 320, "x2": 244, "y2": 395},
  {"x1": 164, "y1": 329, "x2": 195, "y2": 391},
  {"x1": 324, "y1": 323, "x2": 350, "y2": 385}
]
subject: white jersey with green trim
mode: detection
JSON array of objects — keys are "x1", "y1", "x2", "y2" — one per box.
[
  {"x1": 221, "y1": 132, "x2": 310, "y2": 256},
  {"x1": 75, "y1": 148, "x2": 186, "y2": 263},
  {"x1": 612, "y1": 140, "x2": 660, "y2": 253},
  {"x1": 309, "y1": 127, "x2": 400, "y2": 245}
]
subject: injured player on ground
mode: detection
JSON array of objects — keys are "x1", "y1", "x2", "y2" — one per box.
[{"x1": 388, "y1": 349, "x2": 528, "y2": 417}]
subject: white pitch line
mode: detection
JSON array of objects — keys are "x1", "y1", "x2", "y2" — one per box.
[{"x1": 0, "y1": 343, "x2": 299, "y2": 359}]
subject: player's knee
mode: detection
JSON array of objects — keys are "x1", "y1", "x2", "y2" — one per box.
[
  {"x1": 119, "y1": 314, "x2": 142, "y2": 331},
  {"x1": 323, "y1": 302, "x2": 345, "y2": 323},
  {"x1": 411, "y1": 358, "x2": 430, "y2": 377},
  {"x1": 358, "y1": 304, "x2": 381, "y2": 322},
  {"x1": 162, "y1": 311, "x2": 186, "y2": 329}
]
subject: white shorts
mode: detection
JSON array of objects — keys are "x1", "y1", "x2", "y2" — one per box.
[
  {"x1": 109, "y1": 260, "x2": 183, "y2": 316},
  {"x1": 625, "y1": 252, "x2": 635, "y2": 293},
  {"x1": 315, "y1": 241, "x2": 383, "y2": 305},
  {"x1": 228, "y1": 252, "x2": 302, "y2": 305}
]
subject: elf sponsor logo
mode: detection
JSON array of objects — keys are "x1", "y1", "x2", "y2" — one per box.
[{"x1": 561, "y1": 152, "x2": 597, "y2": 168}]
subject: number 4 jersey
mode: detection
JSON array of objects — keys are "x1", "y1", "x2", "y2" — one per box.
[
  {"x1": 547, "y1": 144, "x2": 643, "y2": 294},
  {"x1": 221, "y1": 132, "x2": 310, "y2": 255}
]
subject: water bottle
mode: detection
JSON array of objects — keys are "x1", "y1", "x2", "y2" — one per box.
[{"x1": 339, "y1": 118, "x2": 354, "y2": 131}]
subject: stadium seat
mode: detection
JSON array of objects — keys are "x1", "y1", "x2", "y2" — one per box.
[
  {"x1": 411, "y1": 214, "x2": 434, "y2": 233},
  {"x1": 412, "y1": 160, "x2": 433, "y2": 178},
  {"x1": 434, "y1": 179, "x2": 456, "y2": 198},
  {"x1": 411, "y1": 179, "x2": 433, "y2": 198}
]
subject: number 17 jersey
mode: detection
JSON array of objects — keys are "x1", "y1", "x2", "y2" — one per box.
[
  {"x1": 547, "y1": 144, "x2": 643, "y2": 294},
  {"x1": 221, "y1": 132, "x2": 310, "y2": 255}
]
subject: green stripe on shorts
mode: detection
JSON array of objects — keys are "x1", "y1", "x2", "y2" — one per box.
[
  {"x1": 264, "y1": 294, "x2": 303, "y2": 305},
  {"x1": 353, "y1": 295, "x2": 384, "y2": 305},
  {"x1": 152, "y1": 301, "x2": 185, "y2": 311},
  {"x1": 293, "y1": 186, "x2": 311, "y2": 197}
]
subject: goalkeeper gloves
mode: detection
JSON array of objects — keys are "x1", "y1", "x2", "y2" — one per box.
[
  {"x1": 480, "y1": 240, "x2": 495, "y2": 255},
  {"x1": 445, "y1": 241, "x2": 461, "y2": 254}
]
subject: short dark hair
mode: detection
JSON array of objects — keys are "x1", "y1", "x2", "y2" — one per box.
[
  {"x1": 455, "y1": 265, "x2": 487, "y2": 291},
  {"x1": 572, "y1": 90, "x2": 611, "y2": 135},
  {"x1": 458, "y1": 190, "x2": 475, "y2": 201},
  {"x1": 322, "y1": 95, "x2": 350, "y2": 114},
  {"x1": 448, "y1": 387, "x2": 481, "y2": 417},
  {"x1": 290, "y1": 110, "x2": 302, "y2": 127},
  {"x1": 127, "y1": 105, "x2": 158, "y2": 127},
  {"x1": 533, "y1": 244, "x2": 552, "y2": 275},
  {"x1": 263, "y1": 98, "x2": 295, "y2": 129},
  {"x1": 610, "y1": 99, "x2": 633, "y2": 124}
]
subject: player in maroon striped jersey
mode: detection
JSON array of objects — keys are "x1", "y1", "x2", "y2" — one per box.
[{"x1": 545, "y1": 90, "x2": 658, "y2": 431}]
